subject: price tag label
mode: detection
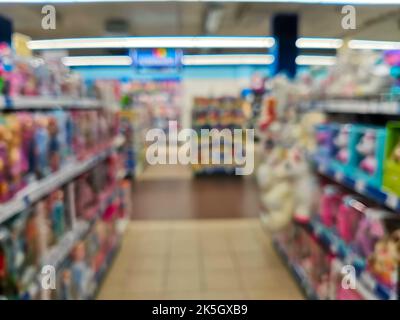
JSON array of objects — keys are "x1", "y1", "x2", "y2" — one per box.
[
  {"x1": 355, "y1": 180, "x2": 366, "y2": 193},
  {"x1": 335, "y1": 171, "x2": 344, "y2": 182},
  {"x1": 361, "y1": 272, "x2": 375, "y2": 290},
  {"x1": 386, "y1": 193, "x2": 399, "y2": 210}
]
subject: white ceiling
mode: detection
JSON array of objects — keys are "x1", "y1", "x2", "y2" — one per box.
[{"x1": 0, "y1": 3, "x2": 399, "y2": 40}]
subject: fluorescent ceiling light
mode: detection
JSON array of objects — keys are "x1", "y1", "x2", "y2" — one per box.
[
  {"x1": 62, "y1": 55, "x2": 132, "y2": 66},
  {"x1": 296, "y1": 38, "x2": 343, "y2": 49},
  {"x1": 296, "y1": 55, "x2": 337, "y2": 66},
  {"x1": 182, "y1": 54, "x2": 275, "y2": 66},
  {"x1": 348, "y1": 40, "x2": 400, "y2": 50},
  {"x1": 0, "y1": 1, "x2": 399, "y2": 4},
  {"x1": 28, "y1": 36, "x2": 275, "y2": 50}
]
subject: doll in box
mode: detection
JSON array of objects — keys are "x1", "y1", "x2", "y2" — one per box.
[
  {"x1": 0, "y1": 228, "x2": 19, "y2": 299},
  {"x1": 353, "y1": 210, "x2": 386, "y2": 258},
  {"x1": 7, "y1": 115, "x2": 24, "y2": 194},
  {"x1": 334, "y1": 125, "x2": 351, "y2": 164},
  {"x1": 48, "y1": 116, "x2": 61, "y2": 172},
  {"x1": 356, "y1": 129, "x2": 378, "y2": 175},
  {"x1": 336, "y1": 196, "x2": 366, "y2": 244},
  {"x1": 368, "y1": 235, "x2": 399, "y2": 288},
  {"x1": 49, "y1": 190, "x2": 66, "y2": 241},
  {"x1": 0, "y1": 122, "x2": 10, "y2": 202},
  {"x1": 70, "y1": 242, "x2": 94, "y2": 300},
  {"x1": 18, "y1": 113, "x2": 36, "y2": 183},
  {"x1": 320, "y1": 185, "x2": 343, "y2": 227},
  {"x1": 58, "y1": 268, "x2": 73, "y2": 300},
  {"x1": 8, "y1": 212, "x2": 38, "y2": 296},
  {"x1": 34, "y1": 115, "x2": 50, "y2": 178}
]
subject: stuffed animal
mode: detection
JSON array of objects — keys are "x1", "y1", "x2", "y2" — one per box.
[{"x1": 258, "y1": 147, "x2": 295, "y2": 232}]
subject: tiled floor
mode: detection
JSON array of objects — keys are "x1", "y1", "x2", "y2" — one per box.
[{"x1": 97, "y1": 219, "x2": 303, "y2": 300}]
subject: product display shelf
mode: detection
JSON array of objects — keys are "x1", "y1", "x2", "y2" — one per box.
[
  {"x1": 90, "y1": 239, "x2": 121, "y2": 299},
  {"x1": 0, "y1": 135, "x2": 125, "y2": 225},
  {"x1": 300, "y1": 99, "x2": 400, "y2": 115},
  {"x1": 20, "y1": 185, "x2": 123, "y2": 300},
  {"x1": 302, "y1": 220, "x2": 396, "y2": 300},
  {"x1": 312, "y1": 157, "x2": 400, "y2": 213},
  {"x1": 41, "y1": 186, "x2": 120, "y2": 270},
  {"x1": 0, "y1": 95, "x2": 102, "y2": 110},
  {"x1": 272, "y1": 238, "x2": 319, "y2": 300}
]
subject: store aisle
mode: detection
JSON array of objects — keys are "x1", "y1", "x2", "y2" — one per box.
[{"x1": 98, "y1": 219, "x2": 303, "y2": 300}]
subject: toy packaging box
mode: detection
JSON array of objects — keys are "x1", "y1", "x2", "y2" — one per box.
[
  {"x1": 350, "y1": 125, "x2": 386, "y2": 189},
  {"x1": 383, "y1": 121, "x2": 400, "y2": 197}
]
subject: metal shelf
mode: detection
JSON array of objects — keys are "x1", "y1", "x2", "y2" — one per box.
[
  {"x1": 300, "y1": 100, "x2": 400, "y2": 115},
  {"x1": 0, "y1": 95, "x2": 101, "y2": 110},
  {"x1": 313, "y1": 157, "x2": 400, "y2": 213},
  {"x1": 304, "y1": 220, "x2": 396, "y2": 300},
  {"x1": 0, "y1": 136, "x2": 124, "y2": 225},
  {"x1": 272, "y1": 239, "x2": 319, "y2": 300}
]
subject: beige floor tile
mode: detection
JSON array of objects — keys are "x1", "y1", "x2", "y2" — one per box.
[
  {"x1": 202, "y1": 291, "x2": 247, "y2": 300},
  {"x1": 126, "y1": 256, "x2": 168, "y2": 273},
  {"x1": 164, "y1": 292, "x2": 203, "y2": 300},
  {"x1": 98, "y1": 219, "x2": 304, "y2": 300},
  {"x1": 125, "y1": 292, "x2": 166, "y2": 300},
  {"x1": 234, "y1": 252, "x2": 282, "y2": 270},
  {"x1": 202, "y1": 254, "x2": 236, "y2": 272},
  {"x1": 125, "y1": 272, "x2": 165, "y2": 294},
  {"x1": 204, "y1": 270, "x2": 241, "y2": 291},
  {"x1": 168, "y1": 256, "x2": 202, "y2": 272},
  {"x1": 246, "y1": 289, "x2": 304, "y2": 300},
  {"x1": 239, "y1": 269, "x2": 297, "y2": 291},
  {"x1": 97, "y1": 290, "x2": 126, "y2": 300},
  {"x1": 166, "y1": 271, "x2": 203, "y2": 292}
]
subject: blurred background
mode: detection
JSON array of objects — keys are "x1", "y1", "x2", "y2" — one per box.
[{"x1": 0, "y1": 0, "x2": 399, "y2": 301}]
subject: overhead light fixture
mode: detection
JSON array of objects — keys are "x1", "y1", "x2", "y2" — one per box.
[
  {"x1": 62, "y1": 55, "x2": 132, "y2": 66},
  {"x1": 296, "y1": 38, "x2": 343, "y2": 49},
  {"x1": 296, "y1": 55, "x2": 337, "y2": 66},
  {"x1": 182, "y1": 54, "x2": 275, "y2": 66},
  {"x1": 28, "y1": 36, "x2": 275, "y2": 50},
  {"x1": 348, "y1": 40, "x2": 400, "y2": 50},
  {"x1": 0, "y1": 1, "x2": 399, "y2": 4}
]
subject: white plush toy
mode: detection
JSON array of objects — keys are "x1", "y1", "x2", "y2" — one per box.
[{"x1": 259, "y1": 148, "x2": 295, "y2": 232}]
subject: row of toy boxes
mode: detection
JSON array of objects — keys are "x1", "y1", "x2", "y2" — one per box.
[
  {"x1": 277, "y1": 223, "x2": 398, "y2": 300},
  {"x1": 315, "y1": 122, "x2": 400, "y2": 196}
]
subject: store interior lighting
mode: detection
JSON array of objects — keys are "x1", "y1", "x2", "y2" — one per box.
[
  {"x1": 182, "y1": 54, "x2": 275, "y2": 65},
  {"x1": 62, "y1": 55, "x2": 133, "y2": 66},
  {"x1": 28, "y1": 36, "x2": 276, "y2": 50},
  {"x1": 348, "y1": 40, "x2": 400, "y2": 50},
  {"x1": 296, "y1": 38, "x2": 343, "y2": 49},
  {"x1": 62, "y1": 54, "x2": 276, "y2": 66},
  {"x1": 295, "y1": 55, "x2": 337, "y2": 66}
]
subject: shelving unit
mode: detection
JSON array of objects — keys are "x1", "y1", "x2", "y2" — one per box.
[
  {"x1": 312, "y1": 157, "x2": 400, "y2": 213},
  {"x1": 269, "y1": 93, "x2": 400, "y2": 300},
  {"x1": 304, "y1": 220, "x2": 396, "y2": 300},
  {"x1": 0, "y1": 135, "x2": 125, "y2": 225},
  {"x1": 272, "y1": 238, "x2": 319, "y2": 300},
  {"x1": 0, "y1": 83, "x2": 128, "y2": 299},
  {"x1": 300, "y1": 99, "x2": 400, "y2": 115},
  {"x1": 0, "y1": 95, "x2": 101, "y2": 110}
]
